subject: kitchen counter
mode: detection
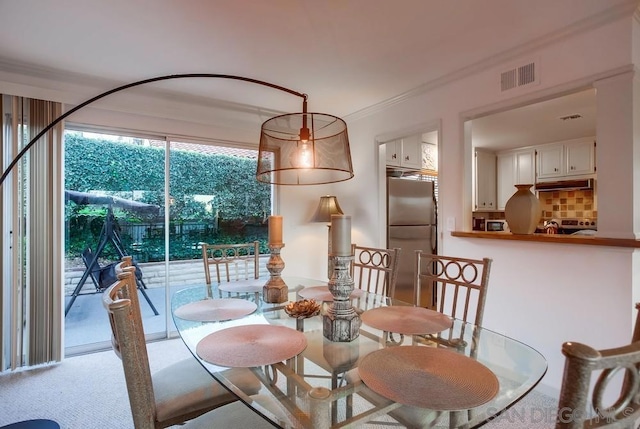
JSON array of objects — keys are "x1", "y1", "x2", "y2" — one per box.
[{"x1": 451, "y1": 231, "x2": 640, "y2": 248}]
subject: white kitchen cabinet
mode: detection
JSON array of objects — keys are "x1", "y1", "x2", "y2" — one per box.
[
  {"x1": 497, "y1": 148, "x2": 535, "y2": 210},
  {"x1": 515, "y1": 149, "x2": 536, "y2": 184},
  {"x1": 385, "y1": 135, "x2": 423, "y2": 170},
  {"x1": 565, "y1": 139, "x2": 596, "y2": 176},
  {"x1": 497, "y1": 153, "x2": 515, "y2": 211},
  {"x1": 536, "y1": 144, "x2": 564, "y2": 179},
  {"x1": 386, "y1": 140, "x2": 402, "y2": 167},
  {"x1": 536, "y1": 138, "x2": 595, "y2": 180},
  {"x1": 399, "y1": 134, "x2": 422, "y2": 169},
  {"x1": 474, "y1": 150, "x2": 496, "y2": 210}
]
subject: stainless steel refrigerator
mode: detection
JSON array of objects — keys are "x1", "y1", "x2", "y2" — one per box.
[{"x1": 387, "y1": 177, "x2": 437, "y2": 307}]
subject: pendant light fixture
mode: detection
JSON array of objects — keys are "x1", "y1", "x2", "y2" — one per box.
[{"x1": 256, "y1": 97, "x2": 354, "y2": 185}]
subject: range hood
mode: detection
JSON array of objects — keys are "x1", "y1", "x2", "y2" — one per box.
[{"x1": 534, "y1": 178, "x2": 594, "y2": 191}]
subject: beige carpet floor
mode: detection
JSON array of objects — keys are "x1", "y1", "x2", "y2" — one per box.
[{"x1": 0, "y1": 338, "x2": 557, "y2": 428}]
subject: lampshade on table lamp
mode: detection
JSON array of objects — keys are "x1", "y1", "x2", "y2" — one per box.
[
  {"x1": 314, "y1": 195, "x2": 344, "y2": 223},
  {"x1": 313, "y1": 195, "x2": 344, "y2": 278}
]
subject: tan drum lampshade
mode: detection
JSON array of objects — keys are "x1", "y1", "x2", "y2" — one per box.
[{"x1": 256, "y1": 112, "x2": 354, "y2": 185}]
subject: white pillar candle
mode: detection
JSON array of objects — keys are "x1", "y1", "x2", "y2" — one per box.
[
  {"x1": 331, "y1": 214, "x2": 351, "y2": 256},
  {"x1": 268, "y1": 215, "x2": 283, "y2": 245}
]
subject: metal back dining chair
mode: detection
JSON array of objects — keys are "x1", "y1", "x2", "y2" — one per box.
[
  {"x1": 555, "y1": 303, "x2": 640, "y2": 429},
  {"x1": 201, "y1": 241, "x2": 262, "y2": 299},
  {"x1": 351, "y1": 244, "x2": 401, "y2": 297},
  {"x1": 201, "y1": 241, "x2": 261, "y2": 284},
  {"x1": 351, "y1": 254, "x2": 492, "y2": 428},
  {"x1": 103, "y1": 256, "x2": 262, "y2": 428},
  {"x1": 413, "y1": 252, "x2": 492, "y2": 350}
]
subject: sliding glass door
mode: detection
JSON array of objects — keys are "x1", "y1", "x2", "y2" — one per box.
[
  {"x1": 63, "y1": 129, "x2": 270, "y2": 355},
  {"x1": 63, "y1": 129, "x2": 167, "y2": 354}
]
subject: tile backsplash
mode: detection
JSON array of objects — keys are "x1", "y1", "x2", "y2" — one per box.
[
  {"x1": 538, "y1": 189, "x2": 597, "y2": 220},
  {"x1": 473, "y1": 189, "x2": 597, "y2": 225}
]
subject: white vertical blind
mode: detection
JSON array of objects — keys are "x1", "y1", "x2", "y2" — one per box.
[
  {"x1": 28, "y1": 98, "x2": 63, "y2": 365},
  {"x1": 1, "y1": 95, "x2": 63, "y2": 370}
]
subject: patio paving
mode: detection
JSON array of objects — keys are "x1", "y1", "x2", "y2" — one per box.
[
  {"x1": 64, "y1": 257, "x2": 269, "y2": 353},
  {"x1": 64, "y1": 284, "x2": 205, "y2": 352}
]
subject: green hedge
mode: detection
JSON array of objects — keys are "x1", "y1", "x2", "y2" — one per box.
[{"x1": 64, "y1": 133, "x2": 271, "y2": 262}]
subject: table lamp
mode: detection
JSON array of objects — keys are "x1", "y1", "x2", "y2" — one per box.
[{"x1": 313, "y1": 195, "x2": 344, "y2": 278}]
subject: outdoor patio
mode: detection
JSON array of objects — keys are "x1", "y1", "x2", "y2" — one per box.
[
  {"x1": 64, "y1": 282, "x2": 201, "y2": 352},
  {"x1": 64, "y1": 257, "x2": 268, "y2": 352}
]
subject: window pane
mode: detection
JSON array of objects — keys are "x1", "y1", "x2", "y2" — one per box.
[
  {"x1": 64, "y1": 129, "x2": 167, "y2": 352},
  {"x1": 63, "y1": 131, "x2": 273, "y2": 354},
  {"x1": 167, "y1": 141, "x2": 271, "y2": 289}
]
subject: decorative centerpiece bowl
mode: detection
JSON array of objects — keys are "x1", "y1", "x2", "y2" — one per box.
[{"x1": 284, "y1": 299, "x2": 321, "y2": 318}]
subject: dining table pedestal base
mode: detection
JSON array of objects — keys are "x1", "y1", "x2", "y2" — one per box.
[
  {"x1": 263, "y1": 243, "x2": 288, "y2": 303},
  {"x1": 323, "y1": 255, "x2": 361, "y2": 342},
  {"x1": 309, "y1": 387, "x2": 332, "y2": 429}
]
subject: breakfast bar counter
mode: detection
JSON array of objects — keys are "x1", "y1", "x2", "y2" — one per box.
[{"x1": 451, "y1": 231, "x2": 640, "y2": 248}]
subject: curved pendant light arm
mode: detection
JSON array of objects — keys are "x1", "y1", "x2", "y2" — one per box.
[{"x1": 0, "y1": 73, "x2": 308, "y2": 186}]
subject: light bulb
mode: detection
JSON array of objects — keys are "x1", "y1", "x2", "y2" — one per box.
[
  {"x1": 290, "y1": 142, "x2": 313, "y2": 168},
  {"x1": 297, "y1": 143, "x2": 312, "y2": 168}
]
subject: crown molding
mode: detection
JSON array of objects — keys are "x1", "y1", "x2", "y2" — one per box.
[
  {"x1": 0, "y1": 58, "x2": 287, "y2": 121},
  {"x1": 0, "y1": 57, "x2": 105, "y2": 87},
  {"x1": 346, "y1": 0, "x2": 639, "y2": 122}
]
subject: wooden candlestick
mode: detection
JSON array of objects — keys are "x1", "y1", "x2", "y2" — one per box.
[
  {"x1": 264, "y1": 215, "x2": 287, "y2": 303},
  {"x1": 268, "y1": 215, "x2": 283, "y2": 245},
  {"x1": 323, "y1": 254, "x2": 360, "y2": 342},
  {"x1": 263, "y1": 243, "x2": 288, "y2": 303}
]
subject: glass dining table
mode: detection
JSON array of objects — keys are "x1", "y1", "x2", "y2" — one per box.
[{"x1": 171, "y1": 277, "x2": 547, "y2": 429}]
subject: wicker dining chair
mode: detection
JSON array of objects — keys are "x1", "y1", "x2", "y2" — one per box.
[
  {"x1": 103, "y1": 256, "x2": 263, "y2": 429},
  {"x1": 555, "y1": 303, "x2": 640, "y2": 429}
]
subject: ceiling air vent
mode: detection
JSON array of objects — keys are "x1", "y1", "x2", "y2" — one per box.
[
  {"x1": 559, "y1": 114, "x2": 583, "y2": 121},
  {"x1": 500, "y1": 61, "x2": 538, "y2": 92}
]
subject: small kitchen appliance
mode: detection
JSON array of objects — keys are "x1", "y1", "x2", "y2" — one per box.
[
  {"x1": 472, "y1": 217, "x2": 485, "y2": 231},
  {"x1": 485, "y1": 220, "x2": 508, "y2": 232}
]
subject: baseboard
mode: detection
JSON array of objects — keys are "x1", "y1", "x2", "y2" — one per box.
[{"x1": 532, "y1": 381, "x2": 560, "y2": 400}]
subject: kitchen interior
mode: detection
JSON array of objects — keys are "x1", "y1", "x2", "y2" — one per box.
[
  {"x1": 383, "y1": 131, "x2": 438, "y2": 306},
  {"x1": 470, "y1": 88, "x2": 598, "y2": 236}
]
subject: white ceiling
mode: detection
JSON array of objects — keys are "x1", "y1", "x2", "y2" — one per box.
[
  {"x1": 0, "y1": 0, "x2": 634, "y2": 145},
  {"x1": 470, "y1": 88, "x2": 597, "y2": 151}
]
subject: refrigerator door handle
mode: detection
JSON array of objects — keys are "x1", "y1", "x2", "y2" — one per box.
[{"x1": 431, "y1": 224, "x2": 438, "y2": 253}]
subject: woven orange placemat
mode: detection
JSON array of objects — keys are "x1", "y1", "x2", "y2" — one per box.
[
  {"x1": 174, "y1": 298, "x2": 257, "y2": 322},
  {"x1": 358, "y1": 346, "x2": 499, "y2": 410},
  {"x1": 196, "y1": 324, "x2": 307, "y2": 367},
  {"x1": 361, "y1": 306, "x2": 453, "y2": 335}
]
